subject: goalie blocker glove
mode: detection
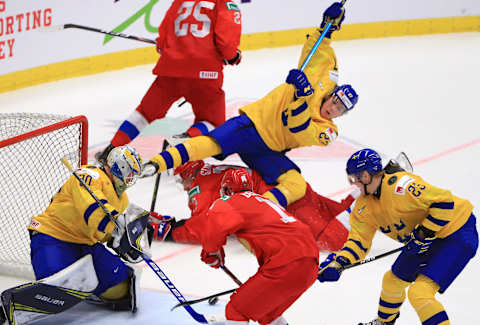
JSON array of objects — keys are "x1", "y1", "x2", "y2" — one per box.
[{"x1": 110, "y1": 205, "x2": 152, "y2": 263}]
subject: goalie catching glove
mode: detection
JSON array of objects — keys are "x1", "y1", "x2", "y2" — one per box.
[
  {"x1": 110, "y1": 204, "x2": 152, "y2": 263},
  {"x1": 317, "y1": 252, "x2": 350, "y2": 282}
]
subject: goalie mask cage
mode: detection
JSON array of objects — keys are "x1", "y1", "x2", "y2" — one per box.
[{"x1": 0, "y1": 113, "x2": 88, "y2": 280}]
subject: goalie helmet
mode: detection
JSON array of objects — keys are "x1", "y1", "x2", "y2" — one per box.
[
  {"x1": 333, "y1": 84, "x2": 358, "y2": 112},
  {"x1": 107, "y1": 145, "x2": 143, "y2": 195},
  {"x1": 174, "y1": 160, "x2": 205, "y2": 190},
  {"x1": 346, "y1": 148, "x2": 382, "y2": 178},
  {"x1": 220, "y1": 169, "x2": 253, "y2": 197}
]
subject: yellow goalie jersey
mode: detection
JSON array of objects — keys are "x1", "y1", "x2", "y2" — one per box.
[
  {"x1": 337, "y1": 171, "x2": 474, "y2": 264},
  {"x1": 239, "y1": 29, "x2": 339, "y2": 152},
  {"x1": 28, "y1": 165, "x2": 129, "y2": 245}
]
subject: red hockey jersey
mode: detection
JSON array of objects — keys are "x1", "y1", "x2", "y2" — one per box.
[
  {"x1": 153, "y1": 0, "x2": 242, "y2": 79},
  {"x1": 173, "y1": 164, "x2": 353, "y2": 251},
  {"x1": 202, "y1": 192, "x2": 319, "y2": 269}
]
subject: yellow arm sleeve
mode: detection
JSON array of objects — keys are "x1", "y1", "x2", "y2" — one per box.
[
  {"x1": 71, "y1": 178, "x2": 117, "y2": 242},
  {"x1": 337, "y1": 203, "x2": 377, "y2": 263}
]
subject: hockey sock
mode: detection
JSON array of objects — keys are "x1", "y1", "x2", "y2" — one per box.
[
  {"x1": 150, "y1": 136, "x2": 221, "y2": 172},
  {"x1": 262, "y1": 170, "x2": 306, "y2": 207},
  {"x1": 111, "y1": 110, "x2": 149, "y2": 147},
  {"x1": 186, "y1": 121, "x2": 215, "y2": 137},
  {"x1": 408, "y1": 275, "x2": 450, "y2": 325},
  {"x1": 378, "y1": 270, "x2": 409, "y2": 323}
]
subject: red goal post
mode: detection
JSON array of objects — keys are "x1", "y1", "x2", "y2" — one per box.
[{"x1": 0, "y1": 113, "x2": 88, "y2": 280}]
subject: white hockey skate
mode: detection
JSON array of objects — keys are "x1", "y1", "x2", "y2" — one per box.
[
  {"x1": 358, "y1": 313, "x2": 399, "y2": 325},
  {"x1": 165, "y1": 132, "x2": 191, "y2": 147}
]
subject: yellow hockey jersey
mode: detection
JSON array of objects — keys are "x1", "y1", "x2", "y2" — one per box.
[
  {"x1": 28, "y1": 165, "x2": 129, "y2": 245},
  {"x1": 337, "y1": 171, "x2": 473, "y2": 264},
  {"x1": 239, "y1": 29, "x2": 339, "y2": 152}
]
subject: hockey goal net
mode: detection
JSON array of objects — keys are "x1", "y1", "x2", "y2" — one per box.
[{"x1": 0, "y1": 113, "x2": 88, "y2": 280}]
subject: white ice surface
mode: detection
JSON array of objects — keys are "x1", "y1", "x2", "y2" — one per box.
[{"x1": 0, "y1": 32, "x2": 479, "y2": 324}]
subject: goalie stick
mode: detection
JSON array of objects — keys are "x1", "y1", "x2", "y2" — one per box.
[
  {"x1": 39, "y1": 23, "x2": 156, "y2": 45},
  {"x1": 61, "y1": 157, "x2": 217, "y2": 324}
]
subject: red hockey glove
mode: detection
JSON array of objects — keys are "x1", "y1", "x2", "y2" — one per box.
[
  {"x1": 148, "y1": 212, "x2": 174, "y2": 241},
  {"x1": 201, "y1": 248, "x2": 225, "y2": 269},
  {"x1": 224, "y1": 49, "x2": 242, "y2": 65}
]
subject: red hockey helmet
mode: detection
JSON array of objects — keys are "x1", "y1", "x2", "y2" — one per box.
[
  {"x1": 174, "y1": 160, "x2": 205, "y2": 190},
  {"x1": 220, "y1": 168, "x2": 253, "y2": 197}
]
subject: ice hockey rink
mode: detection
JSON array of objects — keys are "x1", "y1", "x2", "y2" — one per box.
[{"x1": 1, "y1": 32, "x2": 479, "y2": 324}]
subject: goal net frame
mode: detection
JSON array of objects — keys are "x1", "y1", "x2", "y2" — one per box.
[{"x1": 0, "y1": 114, "x2": 88, "y2": 280}]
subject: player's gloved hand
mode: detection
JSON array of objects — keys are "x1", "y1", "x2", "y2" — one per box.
[
  {"x1": 140, "y1": 161, "x2": 159, "y2": 178},
  {"x1": 148, "y1": 212, "x2": 174, "y2": 241},
  {"x1": 285, "y1": 69, "x2": 314, "y2": 98},
  {"x1": 110, "y1": 205, "x2": 151, "y2": 263},
  {"x1": 111, "y1": 213, "x2": 127, "y2": 249},
  {"x1": 320, "y1": 2, "x2": 345, "y2": 38},
  {"x1": 201, "y1": 248, "x2": 225, "y2": 269},
  {"x1": 224, "y1": 49, "x2": 242, "y2": 65},
  {"x1": 317, "y1": 253, "x2": 350, "y2": 282},
  {"x1": 403, "y1": 225, "x2": 436, "y2": 255}
]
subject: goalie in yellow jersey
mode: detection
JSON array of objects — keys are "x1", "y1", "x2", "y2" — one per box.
[
  {"x1": 317, "y1": 149, "x2": 478, "y2": 325},
  {"x1": 141, "y1": 2, "x2": 358, "y2": 208},
  {"x1": 0, "y1": 146, "x2": 152, "y2": 325}
]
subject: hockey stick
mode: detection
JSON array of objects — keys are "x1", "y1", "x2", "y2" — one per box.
[
  {"x1": 150, "y1": 140, "x2": 170, "y2": 212},
  {"x1": 61, "y1": 157, "x2": 122, "y2": 229},
  {"x1": 172, "y1": 288, "x2": 237, "y2": 311},
  {"x1": 39, "y1": 23, "x2": 156, "y2": 45},
  {"x1": 299, "y1": 0, "x2": 347, "y2": 72},
  {"x1": 207, "y1": 265, "x2": 242, "y2": 305},
  {"x1": 61, "y1": 157, "x2": 217, "y2": 324},
  {"x1": 176, "y1": 247, "x2": 404, "y2": 310},
  {"x1": 341, "y1": 247, "x2": 403, "y2": 271},
  {"x1": 174, "y1": 265, "x2": 243, "y2": 311}
]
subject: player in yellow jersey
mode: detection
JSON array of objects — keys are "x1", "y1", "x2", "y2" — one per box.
[
  {"x1": 1, "y1": 146, "x2": 152, "y2": 324},
  {"x1": 142, "y1": 2, "x2": 358, "y2": 208},
  {"x1": 317, "y1": 149, "x2": 478, "y2": 325}
]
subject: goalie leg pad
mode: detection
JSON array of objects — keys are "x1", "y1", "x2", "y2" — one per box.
[
  {"x1": 86, "y1": 265, "x2": 140, "y2": 313},
  {"x1": 1, "y1": 255, "x2": 98, "y2": 325}
]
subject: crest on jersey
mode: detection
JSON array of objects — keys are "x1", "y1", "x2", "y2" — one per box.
[
  {"x1": 226, "y1": 2, "x2": 240, "y2": 10},
  {"x1": 394, "y1": 175, "x2": 414, "y2": 195}
]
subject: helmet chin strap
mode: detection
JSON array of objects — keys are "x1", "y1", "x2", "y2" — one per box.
[{"x1": 360, "y1": 174, "x2": 373, "y2": 195}]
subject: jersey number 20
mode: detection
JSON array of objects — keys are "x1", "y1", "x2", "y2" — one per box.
[{"x1": 175, "y1": 1, "x2": 214, "y2": 38}]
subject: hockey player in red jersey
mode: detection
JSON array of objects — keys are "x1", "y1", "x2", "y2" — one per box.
[
  {"x1": 199, "y1": 168, "x2": 319, "y2": 325},
  {"x1": 150, "y1": 160, "x2": 358, "y2": 251},
  {"x1": 96, "y1": 0, "x2": 242, "y2": 163}
]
